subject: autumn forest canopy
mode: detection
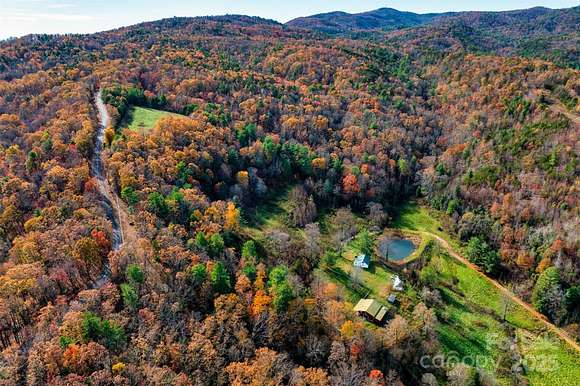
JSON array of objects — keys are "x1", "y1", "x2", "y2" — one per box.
[{"x1": 0, "y1": 5, "x2": 578, "y2": 386}]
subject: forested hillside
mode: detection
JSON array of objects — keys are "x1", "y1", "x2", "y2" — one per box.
[
  {"x1": 0, "y1": 10, "x2": 578, "y2": 386},
  {"x1": 290, "y1": 6, "x2": 580, "y2": 68}
]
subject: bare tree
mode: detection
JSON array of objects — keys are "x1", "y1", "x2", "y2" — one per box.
[
  {"x1": 447, "y1": 363, "x2": 475, "y2": 386},
  {"x1": 331, "y1": 208, "x2": 358, "y2": 247},
  {"x1": 304, "y1": 334, "x2": 329, "y2": 366},
  {"x1": 331, "y1": 362, "x2": 367, "y2": 386},
  {"x1": 367, "y1": 202, "x2": 388, "y2": 228},
  {"x1": 288, "y1": 185, "x2": 317, "y2": 226},
  {"x1": 351, "y1": 266, "x2": 362, "y2": 287},
  {"x1": 304, "y1": 223, "x2": 322, "y2": 260}
]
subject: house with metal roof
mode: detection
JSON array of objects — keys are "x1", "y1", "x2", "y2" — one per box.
[
  {"x1": 353, "y1": 254, "x2": 370, "y2": 269},
  {"x1": 353, "y1": 298, "x2": 389, "y2": 324}
]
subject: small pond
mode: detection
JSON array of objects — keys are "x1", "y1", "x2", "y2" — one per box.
[{"x1": 379, "y1": 238, "x2": 416, "y2": 261}]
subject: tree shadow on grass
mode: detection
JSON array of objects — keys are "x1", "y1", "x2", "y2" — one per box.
[
  {"x1": 439, "y1": 288, "x2": 471, "y2": 314},
  {"x1": 242, "y1": 185, "x2": 292, "y2": 229},
  {"x1": 438, "y1": 326, "x2": 490, "y2": 359},
  {"x1": 325, "y1": 266, "x2": 371, "y2": 297},
  {"x1": 391, "y1": 202, "x2": 420, "y2": 231},
  {"x1": 118, "y1": 106, "x2": 136, "y2": 128},
  {"x1": 245, "y1": 200, "x2": 286, "y2": 228}
]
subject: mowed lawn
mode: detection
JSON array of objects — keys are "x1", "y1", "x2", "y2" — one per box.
[
  {"x1": 125, "y1": 106, "x2": 184, "y2": 133},
  {"x1": 394, "y1": 202, "x2": 580, "y2": 386},
  {"x1": 392, "y1": 201, "x2": 461, "y2": 250},
  {"x1": 322, "y1": 246, "x2": 397, "y2": 303}
]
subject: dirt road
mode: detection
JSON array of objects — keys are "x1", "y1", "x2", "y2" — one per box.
[{"x1": 92, "y1": 91, "x2": 140, "y2": 286}]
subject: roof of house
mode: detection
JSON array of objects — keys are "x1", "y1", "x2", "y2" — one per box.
[
  {"x1": 354, "y1": 298, "x2": 388, "y2": 321},
  {"x1": 387, "y1": 294, "x2": 397, "y2": 303},
  {"x1": 353, "y1": 254, "x2": 370, "y2": 266}
]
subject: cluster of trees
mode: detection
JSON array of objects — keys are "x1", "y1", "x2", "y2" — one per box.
[
  {"x1": 0, "y1": 62, "x2": 116, "y2": 356},
  {"x1": 418, "y1": 54, "x2": 578, "y2": 323},
  {"x1": 101, "y1": 86, "x2": 168, "y2": 120},
  {"x1": 0, "y1": 13, "x2": 577, "y2": 385}
]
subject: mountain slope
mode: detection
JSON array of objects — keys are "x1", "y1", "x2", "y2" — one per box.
[{"x1": 387, "y1": 6, "x2": 580, "y2": 67}]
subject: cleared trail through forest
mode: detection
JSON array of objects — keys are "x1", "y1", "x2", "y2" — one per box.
[
  {"x1": 91, "y1": 91, "x2": 126, "y2": 287},
  {"x1": 426, "y1": 232, "x2": 580, "y2": 353}
]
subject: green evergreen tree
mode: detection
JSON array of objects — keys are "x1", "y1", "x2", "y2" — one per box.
[
  {"x1": 268, "y1": 266, "x2": 288, "y2": 288},
  {"x1": 147, "y1": 191, "x2": 168, "y2": 218},
  {"x1": 121, "y1": 186, "x2": 139, "y2": 206},
  {"x1": 120, "y1": 283, "x2": 138, "y2": 309},
  {"x1": 272, "y1": 281, "x2": 293, "y2": 312},
  {"x1": 211, "y1": 261, "x2": 231, "y2": 294},
  {"x1": 190, "y1": 263, "x2": 207, "y2": 285},
  {"x1": 355, "y1": 230, "x2": 374, "y2": 257},
  {"x1": 126, "y1": 264, "x2": 144, "y2": 284},
  {"x1": 267, "y1": 265, "x2": 294, "y2": 312},
  {"x1": 242, "y1": 240, "x2": 257, "y2": 261},
  {"x1": 466, "y1": 237, "x2": 499, "y2": 274},
  {"x1": 81, "y1": 312, "x2": 103, "y2": 342},
  {"x1": 532, "y1": 267, "x2": 562, "y2": 318},
  {"x1": 242, "y1": 264, "x2": 257, "y2": 281},
  {"x1": 81, "y1": 312, "x2": 125, "y2": 351},
  {"x1": 195, "y1": 232, "x2": 208, "y2": 250},
  {"x1": 208, "y1": 233, "x2": 225, "y2": 257}
]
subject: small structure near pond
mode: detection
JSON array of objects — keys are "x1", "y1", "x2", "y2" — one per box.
[
  {"x1": 354, "y1": 298, "x2": 388, "y2": 324},
  {"x1": 392, "y1": 275, "x2": 404, "y2": 291},
  {"x1": 353, "y1": 254, "x2": 370, "y2": 269}
]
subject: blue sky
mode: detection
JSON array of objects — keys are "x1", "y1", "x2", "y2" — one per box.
[{"x1": 0, "y1": 0, "x2": 577, "y2": 39}]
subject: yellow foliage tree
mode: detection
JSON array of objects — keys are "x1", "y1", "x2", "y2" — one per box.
[
  {"x1": 104, "y1": 127, "x2": 115, "y2": 146},
  {"x1": 250, "y1": 290, "x2": 272, "y2": 317},
  {"x1": 340, "y1": 320, "x2": 356, "y2": 339},
  {"x1": 112, "y1": 362, "x2": 126, "y2": 374},
  {"x1": 254, "y1": 263, "x2": 267, "y2": 291},
  {"x1": 224, "y1": 202, "x2": 240, "y2": 232}
]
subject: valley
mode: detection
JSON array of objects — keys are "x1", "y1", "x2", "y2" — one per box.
[{"x1": 0, "y1": 4, "x2": 578, "y2": 385}]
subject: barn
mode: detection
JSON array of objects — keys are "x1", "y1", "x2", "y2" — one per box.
[{"x1": 353, "y1": 298, "x2": 389, "y2": 324}]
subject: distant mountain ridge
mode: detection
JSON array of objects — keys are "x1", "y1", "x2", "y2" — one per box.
[
  {"x1": 286, "y1": 6, "x2": 577, "y2": 35},
  {"x1": 1, "y1": 6, "x2": 577, "y2": 75},
  {"x1": 286, "y1": 7, "x2": 455, "y2": 33}
]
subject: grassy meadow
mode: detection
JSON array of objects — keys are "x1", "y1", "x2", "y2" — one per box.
[
  {"x1": 124, "y1": 106, "x2": 184, "y2": 133},
  {"x1": 394, "y1": 202, "x2": 580, "y2": 386}
]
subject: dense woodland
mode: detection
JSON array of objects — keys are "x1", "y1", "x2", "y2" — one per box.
[{"x1": 0, "y1": 10, "x2": 578, "y2": 386}]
